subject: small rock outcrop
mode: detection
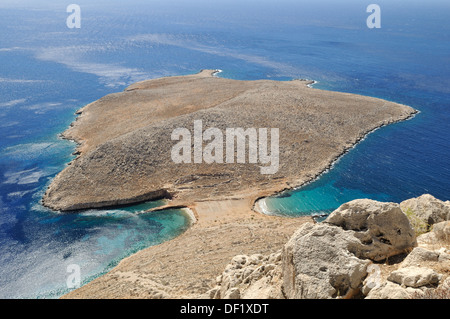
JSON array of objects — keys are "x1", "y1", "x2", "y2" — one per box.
[
  {"x1": 282, "y1": 222, "x2": 370, "y2": 299},
  {"x1": 401, "y1": 247, "x2": 440, "y2": 267},
  {"x1": 365, "y1": 281, "x2": 415, "y2": 299},
  {"x1": 366, "y1": 220, "x2": 450, "y2": 299},
  {"x1": 282, "y1": 199, "x2": 417, "y2": 299},
  {"x1": 400, "y1": 194, "x2": 450, "y2": 229},
  {"x1": 387, "y1": 266, "x2": 442, "y2": 288},
  {"x1": 205, "y1": 252, "x2": 284, "y2": 299},
  {"x1": 325, "y1": 199, "x2": 417, "y2": 261},
  {"x1": 417, "y1": 221, "x2": 450, "y2": 249}
]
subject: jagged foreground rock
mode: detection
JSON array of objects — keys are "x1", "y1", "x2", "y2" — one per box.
[
  {"x1": 400, "y1": 194, "x2": 450, "y2": 226},
  {"x1": 210, "y1": 195, "x2": 450, "y2": 299}
]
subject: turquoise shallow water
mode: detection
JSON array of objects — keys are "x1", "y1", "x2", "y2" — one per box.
[{"x1": 0, "y1": 0, "x2": 449, "y2": 298}]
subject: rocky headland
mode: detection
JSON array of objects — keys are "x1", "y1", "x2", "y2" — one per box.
[
  {"x1": 42, "y1": 70, "x2": 416, "y2": 211},
  {"x1": 41, "y1": 69, "x2": 436, "y2": 299}
]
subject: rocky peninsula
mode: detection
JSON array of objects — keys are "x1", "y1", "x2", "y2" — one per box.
[
  {"x1": 43, "y1": 69, "x2": 415, "y2": 211},
  {"x1": 40, "y1": 69, "x2": 429, "y2": 298}
]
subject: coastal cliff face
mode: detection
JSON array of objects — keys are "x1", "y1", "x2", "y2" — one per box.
[
  {"x1": 42, "y1": 70, "x2": 415, "y2": 211},
  {"x1": 209, "y1": 195, "x2": 450, "y2": 299}
]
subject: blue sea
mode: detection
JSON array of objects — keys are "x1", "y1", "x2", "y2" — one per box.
[{"x1": 0, "y1": 0, "x2": 449, "y2": 298}]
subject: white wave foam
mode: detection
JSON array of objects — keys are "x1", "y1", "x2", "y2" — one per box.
[
  {"x1": 181, "y1": 207, "x2": 197, "y2": 225},
  {"x1": 254, "y1": 198, "x2": 277, "y2": 216},
  {"x1": 212, "y1": 69, "x2": 223, "y2": 77},
  {"x1": 307, "y1": 80, "x2": 318, "y2": 88}
]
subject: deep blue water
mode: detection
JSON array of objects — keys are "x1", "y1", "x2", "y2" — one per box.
[{"x1": 0, "y1": 0, "x2": 449, "y2": 298}]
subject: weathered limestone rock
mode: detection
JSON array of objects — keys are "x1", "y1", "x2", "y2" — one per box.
[
  {"x1": 240, "y1": 275, "x2": 284, "y2": 299},
  {"x1": 204, "y1": 287, "x2": 220, "y2": 299},
  {"x1": 282, "y1": 199, "x2": 418, "y2": 299},
  {"x1": 223, "y1": 288, "x2": 241, "y2": 299},
  {"x1": 209, "y1": 196, "x2": 447, "y2": 300},
  {"x1": 400, "y1": 194, "x2": 450, "y2": 226},
  {"x1": 409, "y1": 277, "x2": 450, "y2": 299},
  {"x1": 325, "y1": 199, "x2": 417, "y2": 261},
  {"x1": 365, "y1": 281, "x2": 417, "y2": 299},
  {"x1": 401, "y1": 247, "x2": 439, "y2": 267},
  {"x1": 361, "y1": 263, "x2": 384, "y2": 296},
  {"x1": 438, "y1": 248, "x2": 450, "y2": 263},
  {"x1": 213, "y1": 252, "x2": 283, "y2": 299},
  {"x1": 417, "y1": 221, "x2": 450, "y2": 248},
  {"x1": 282, "y1": 222, "x2": 370, "y2": 299},
  {"x1": 388, "y1": 266, "x2": 442, "y2": 288}
]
